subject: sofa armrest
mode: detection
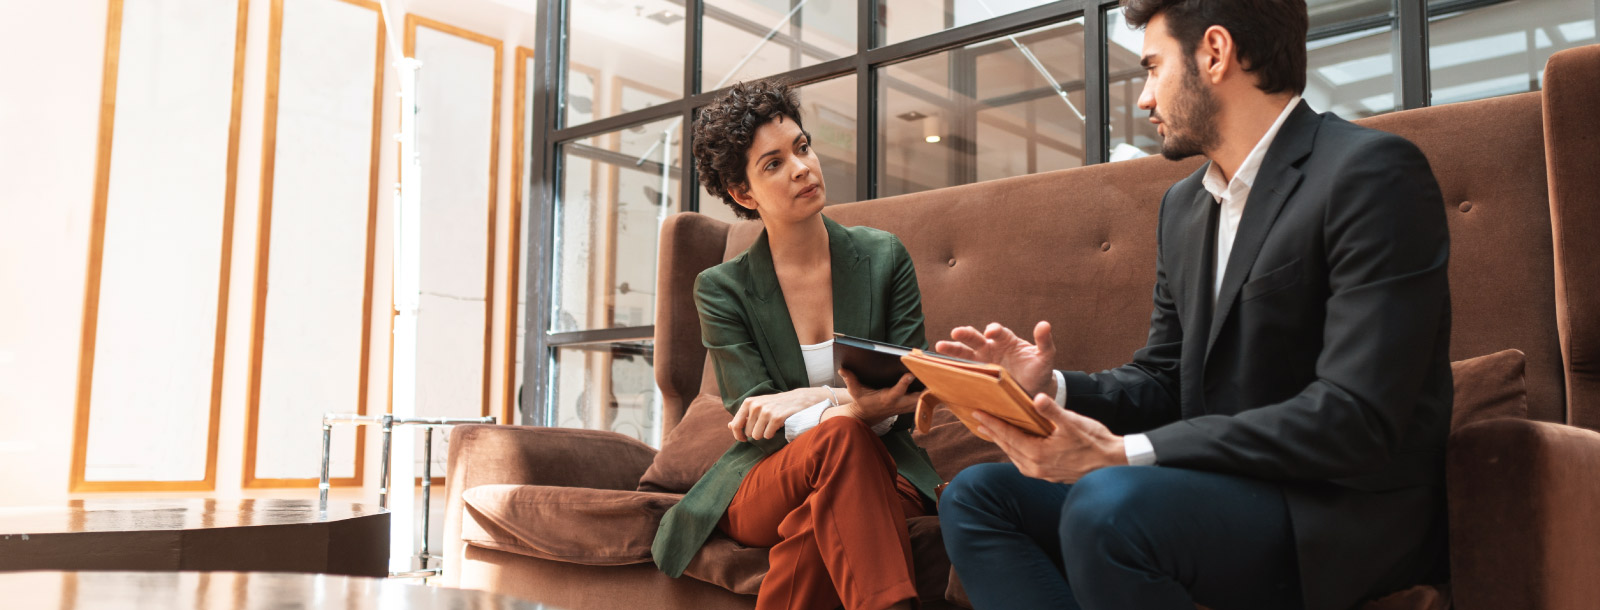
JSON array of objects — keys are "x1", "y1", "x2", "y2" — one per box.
[
  {"x1": 442, "y1": 425, "x2": 657, "y2": 585},
  {"x1": 1447, "y1": 418, "x2": 1600, "y2": 610},
  {"x1": 447, "y1": 424, "x2": 657, "y2": 490}
]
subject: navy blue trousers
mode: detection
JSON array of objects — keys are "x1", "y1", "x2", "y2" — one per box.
[{"x1": 939, "y1": 463, "x2": 1303, "y2": 610}]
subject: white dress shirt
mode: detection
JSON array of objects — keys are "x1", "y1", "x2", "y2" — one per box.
[
  {"x1": 1205, "y1": 96, "x2": 1302, "y2": 302},
  {"x1": 784, "y1": 340, "x2": 898, "y2": 441},
  {"x1": 1054, "y1": 96, "x2": 1303, "y2": 467}
]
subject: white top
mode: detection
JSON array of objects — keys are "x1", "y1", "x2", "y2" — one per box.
[
  {"x1": 800, "y1": 340, "x2": 837, "y2": 387},
  {"x1": 1051, "y1": 96, "x2": 1302, "y2": 468},
  {"x1": 786, "y1": 340, "x2": 898, "y2": 442}
]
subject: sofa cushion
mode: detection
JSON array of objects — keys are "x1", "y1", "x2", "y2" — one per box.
[
  {"x1": 639, "y1": 393, "x2": 737, "y2": 493},
  {"x1": 1359, "y1": 584, "x2": 1451, "y2": 610},
  {"x1": 680, "y1": 533, "x2": 769, "y2": 596},
  {"x1": 461, "y1": 484, "x2": 682, "y2": 565},
  {"x1": 1451, "y1": 349, "x2": 1530, "y2": 431}
]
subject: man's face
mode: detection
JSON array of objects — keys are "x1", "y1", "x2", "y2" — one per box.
[{"x1": 1137, "y1": 14, "x2": 1221, "y2": 161}]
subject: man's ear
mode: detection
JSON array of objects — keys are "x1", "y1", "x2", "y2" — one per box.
[
  {"x1": 728, "y1": 183, "x2": 759, "y2": 213},
  {"x1": 1198, "y1": 25, "x2": 1235, "y2": 85}
]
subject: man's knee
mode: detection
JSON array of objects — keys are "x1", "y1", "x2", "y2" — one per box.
[
  {"x1": 1059, "y1": 467, "x2": 1164, "y2": 551},
  {"x1": 939, "y1": 462, "x2": 1025, "y2": 517}
]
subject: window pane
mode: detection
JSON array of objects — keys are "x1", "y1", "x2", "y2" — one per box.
[
  {"x1": 552, "y1": 117, "x2": 683, "y2": 332},
  {"x1": 694, "y1": 74, "x2": 858, "y2": 222},
  {"x1": 1305, "y1": 0, "x2": 1396, "y2": 118},
  {"x1": 550, "y1": 341, "x2": 661, "y2": 446},
  {"x1": 702, "y1": 0, "x2": 855, "y2": 91},
  {"x1": 1107, "y1": 1, "x2": 1398, "y2": 161},
  {"x1": 878, "y1": 19, "x2": 1086, "y2": 197},
  {"x1": 1428, "y1": 0, "x2": 1595, "y2": 105},
  {"x1": 565, "y1": 0, "x2": 685, "y2": 127},
  {"x1": 1105, "y1": 8, "x2": 1159, "y2": 161},
  {"x1": 879, "y1": 0, "x2": 1055, "y2": 47}
]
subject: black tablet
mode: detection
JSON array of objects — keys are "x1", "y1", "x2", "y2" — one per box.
[{"x1": 832, "y1": 334, "x2": 926, "y2": 392}]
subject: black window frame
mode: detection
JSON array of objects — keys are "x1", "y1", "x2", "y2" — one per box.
[{"x1": 519, "y1": 0, "x2": 1444, "y2": 425}]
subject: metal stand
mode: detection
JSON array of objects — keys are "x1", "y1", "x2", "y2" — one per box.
[{"x1": 318, "y1": 413, "x2": 497, "y2": 578}]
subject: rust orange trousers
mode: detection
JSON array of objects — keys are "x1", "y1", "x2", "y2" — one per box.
[{"x1": 719, "y1": 416, "x2": 928, "y2": 610}]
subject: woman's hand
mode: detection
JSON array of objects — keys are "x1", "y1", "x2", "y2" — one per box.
[
  {"x1": 729, "y1": 388, "x2": 831, "y2": 442},
  {"x1": 835, "y1": 370, "x2": 919, "y2": 424}
]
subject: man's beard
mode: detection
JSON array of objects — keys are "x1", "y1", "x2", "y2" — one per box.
[{"x1": 1156, "y1": 60, "x2": 1221, "y2": 161}]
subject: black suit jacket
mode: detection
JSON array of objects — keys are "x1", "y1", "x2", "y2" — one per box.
[{"x1": 1060, "y1": 101, "x2": 1452, "y2": 610}]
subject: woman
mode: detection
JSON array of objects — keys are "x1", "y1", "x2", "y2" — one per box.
[{"x1": 650, "y1": 79, "x2": 942, "y2": 610}]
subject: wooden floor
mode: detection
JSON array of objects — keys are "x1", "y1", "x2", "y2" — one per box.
[
  {"x1": 0, "y1": 499, "x2": 389, "y2": 576},
  {"x1": 0, "y1": 498, "x2": 380, "y2": 533},
  {"x1": 0, "y1": 571, "x2": 555, "y2": 609}
]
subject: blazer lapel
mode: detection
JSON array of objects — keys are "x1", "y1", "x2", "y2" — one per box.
[
  {"x1": 1179, "y1": 185, "x2": 1218, "y2": 417},
  {"x1": 825, "y1": 216, "x2": 872, "y2": 341},
  {"x1": 1204, "y1": 102, "x2": 1319, "y2": 359},
  {"x1": 741, "y1": 230, "x2": 807, "y2": 392},
  {"x1": 1182, "y1": 184, "x2": 1218, "y2": 335}
]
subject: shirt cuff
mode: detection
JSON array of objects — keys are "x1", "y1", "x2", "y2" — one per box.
[
  {"x1": 870, "y1": 414, "x2": 898, "y2": 437},
  {"x1": 1053, "y1": 370, "x2": 1068, "y2": 406},
  {"x1": 784, "y1": 400, "x2": 832, "y2": 442},
  {"x1": 1124, "y1": 433, "x2": 1157, "y2": 466}
]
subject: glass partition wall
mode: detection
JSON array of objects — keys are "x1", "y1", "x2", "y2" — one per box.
[{"x1": 516, "y1": 0, "x2": 1596, "y2": 444}]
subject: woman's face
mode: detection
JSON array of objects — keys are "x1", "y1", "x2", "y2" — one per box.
[{"x1": 730, "y1": 115, "x2": 826, "y2": 224}]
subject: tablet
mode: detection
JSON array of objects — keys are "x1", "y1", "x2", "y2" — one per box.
[{"x1": 832, "y1": 334, "x2": 926, "y2": 392}]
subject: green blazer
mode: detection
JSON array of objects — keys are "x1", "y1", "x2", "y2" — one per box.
[{"x1": 651, "y1": 216, "x2": 943, "y2": 578}]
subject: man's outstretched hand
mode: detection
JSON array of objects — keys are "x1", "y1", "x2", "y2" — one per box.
[
  {"x1": 935, "y1": 321, "x2": 1058, "y2": 398},
  {"x1": 972, "y1": 392, "x2": 1127, "y2": 484}
]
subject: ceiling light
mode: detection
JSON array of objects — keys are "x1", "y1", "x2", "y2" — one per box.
[
  {"x1": 921, "y1": 114, "x2": 942, "y2": 144},
  {"x1": 646, "y1": 10, "x2": 683, "y2": 25}
]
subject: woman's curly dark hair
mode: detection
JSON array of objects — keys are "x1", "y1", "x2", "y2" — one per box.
[{"x1": 693, "y1": 79, "x2": 804, "y2": 220}]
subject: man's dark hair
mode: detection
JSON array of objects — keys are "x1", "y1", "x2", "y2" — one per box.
[
  {"x1": 1122, "y1": 0, "x2": 1308, "y2": 96},
  {"x1": 692, "y1": 79, "x2": 804, "y2": 221}
]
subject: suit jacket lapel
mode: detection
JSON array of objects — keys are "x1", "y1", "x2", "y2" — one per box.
[
  {"x1": 825, "y1": 216, "x2": 872, "y2": 341},
  {"x1": 1204, "y1": 102, "x2": 1319, "y2": 359},
  {"x1": 1182, "y1": 184, "x2": 1218, "y2": 336},
  {"x1": 741, "y1": 230, "x2": 807, "y2": 392},
  {"x1": 1180, "y1": 185, "x2": 1218, "y2": 417}
]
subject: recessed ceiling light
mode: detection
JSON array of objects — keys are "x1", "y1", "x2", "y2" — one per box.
[{"x1": 646, "y1": 10, "x2": 683, "y2": 25}]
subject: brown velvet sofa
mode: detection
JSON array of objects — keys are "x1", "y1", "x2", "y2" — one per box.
[{"x1": 443, "y1": 44, "x2": 1600, "y2": 610}]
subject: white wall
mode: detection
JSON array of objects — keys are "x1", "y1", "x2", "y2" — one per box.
[
  {"x1": 0, "y1": 0, "x2": 112, "y2": 506},
  {"x1": 0, "y1": 0, "x2": 540, "y2": 506}
]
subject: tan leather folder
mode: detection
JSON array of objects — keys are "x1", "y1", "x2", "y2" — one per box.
[{"x1": 904, "y1": 349, "x2": 1055, "y2": 440}]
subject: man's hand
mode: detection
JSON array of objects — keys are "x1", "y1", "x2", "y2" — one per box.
[
  {"x1": 973, "y1": 392, "x2": 1127, "y2": 484},
  {"x1": 936, "y1": 321, "x2": 1058, "y2": 397},
  {"x1": 836, "y1": 370, "x2": 919, "y2": 424},
  {"x1": 729, "y1": 388, "x2": 829, "y2": 442}
]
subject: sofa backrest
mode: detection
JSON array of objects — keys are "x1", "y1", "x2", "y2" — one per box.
[{"x1": 654, "y1": 44, "x2": 1600, "y2": 435}]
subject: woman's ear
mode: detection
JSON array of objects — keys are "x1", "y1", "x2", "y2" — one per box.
[{"x1": 729, "y1": 184, "x2": 759, "y2": 214}]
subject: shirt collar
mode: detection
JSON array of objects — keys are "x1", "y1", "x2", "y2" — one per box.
[{"x1": 1202, "y1": 95, "x2": 1302, "y2": 204}]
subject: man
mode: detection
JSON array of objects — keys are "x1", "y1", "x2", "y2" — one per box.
[{"x1": 936, "y1": 1, "x2": 1452, "y2": 609}]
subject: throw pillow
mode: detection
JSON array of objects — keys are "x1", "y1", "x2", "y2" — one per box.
[
  {"x1": 1450, "y1": 349, "x2": 1529, "y2": 430},
  {"x1": 638, "y1": 393, "x2": 736, "y2": 493}
]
